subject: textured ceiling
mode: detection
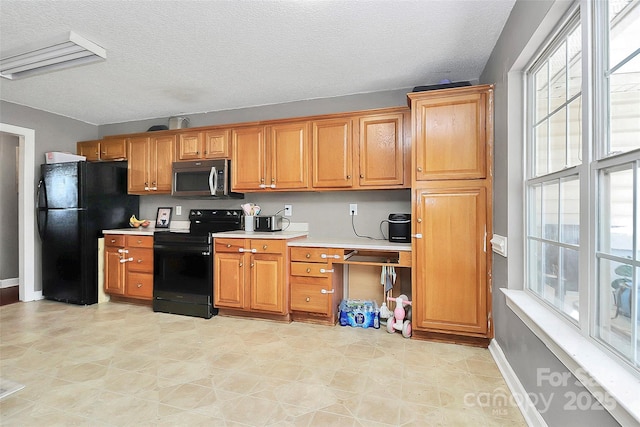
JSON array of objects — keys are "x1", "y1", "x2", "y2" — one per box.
[{"x1": 0, "y1": 0, "x2": 515, "y2": 125}]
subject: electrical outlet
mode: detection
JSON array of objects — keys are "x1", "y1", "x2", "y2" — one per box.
[
  {"x1": 284, "y1": 204, "x2": 293, "y2": 217},
  {"x1": 349, "y1": 203, "x2": 357, "y2": 216},
  {"x1": 175, "y1": 205, "x2": 182, "y2": 216}
]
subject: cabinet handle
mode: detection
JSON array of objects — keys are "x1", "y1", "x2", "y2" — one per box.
[
  {"x1": 137, "y1": 239, "x2": 142, "y2": 244},
  {"x1": 320, "y1": 254, "x2": 340, "y2": 259},
  {"x1": 117, "y1": 249, "x2": 128, "y2": 254},
  {"x1": 417, "y1": 218, "x2": 422, "y2": 223},
  {"x1": 346, "y1": 175, "x2": 351, "y2": 179},
  {"x1": 226, "y1": 244, "x2": 232, "y2": 248},
  {"x1": 136, "y1": 283, "x2": 142, "y2": 288},
  {"x1": 305, "y1": 253, "x2": 311, "y2": 258},
  {"x1": 417, "y1": 167, "x2": 423, "y2": 172},
  {"x1": 306, "y1": 268, "x2": 311, "y2": 273},
  {"x1": 306, "y1": 297, "x2": 310, "y2": 302},
  {"x1": 271, "y1": 178, "x2": 275, "y2": 183},
  {"x1": 239, "y1": 248, "x2": 257, "y2": 253},
  {"x1": 262, "y1": 245, "x2": 268, "y2": 250},
  {"x1": 110, "y1": 239, "x2": 116, "y2": 243},
  {"x1": 196, "y1": 151, "x2": 200, "y2": 155},
  {"x1": 239, "y1": 262, "x2": 243, "y2": 267},
  {"x1": 120, "y1": 257, "x2": 133, "y2": 263},
  {"x1": 250, "y1": 263, "x2": 254, "y2": 268},
  {"x1": 260, "y1": 178, "x2": 265, "y2": 183},
  {"x1": 320, "y1": 268, "x2": 334, "y2": 274},
  {"x1": 412, "y1": 234, "x2": 423, "y2": 239},
  {"x1": 360, "y1": 174, "x2": 364, "y2": 178},
  {"x1": 320, "y1": 289, "x2": 335, "y2": 294},
  {"x1": 137, "y1": 259, "x2": 142, "y2": 263}
]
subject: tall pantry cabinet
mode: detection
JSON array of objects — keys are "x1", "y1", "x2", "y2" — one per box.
[{"x1": 408, "y1": 85, "x2": 493, "y2": 346}]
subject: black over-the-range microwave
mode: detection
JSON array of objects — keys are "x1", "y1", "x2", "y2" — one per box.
[{"x1": 172, "y1": 159, "x2": 243, "y2": 198}]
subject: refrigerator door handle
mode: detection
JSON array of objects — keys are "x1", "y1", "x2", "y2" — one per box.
[{"x1": 36, "y1": 177, "x2": 47, "y2": 240}]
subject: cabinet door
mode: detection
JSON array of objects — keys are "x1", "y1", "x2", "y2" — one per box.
[
  {"x1": 358, "y1": 113, "x2": 404, "y2": 187},
  {"x1": 413, "y1": 182, "x2": 488, "y2": 335},
  {"x1": 77, "y1": 140, "x2": 100, "y2": 161},
  {"x1": 413, "y1": 91, "x2": 488, "y2": 180},
  {"x1": 150, "y1": 135, "x2": 175, "y2": 193},
  {"x1": 176, "y1": 132, "x2": 203, "y2": 160},
  {"x1": 101, "y1": 138, "x2": 127, "y2": 160},
  {"x1": 269, "y1": 122, "x2": 309, "y2": 190},
  {"x1": 231, "y1": 126, "x2": 266, "y2": 191},
  {"x1": 312, "y1": 118, "x2": 353, "y2": 188},
  {"x1": 204, "y1": 129, "x2": 230, "y2": 159},
  {"x1": 250, "y1": 254, "x2": 285, "y2": 314},
  {"x1": 127, "y1": 137, "x2": 150, "y2": 194},
  {"x1": 104, "y1": 246, "x2": 125, "y2": 295},
  {"x1": 214, "y1": 252, "x2": 246, "y2": 309}
]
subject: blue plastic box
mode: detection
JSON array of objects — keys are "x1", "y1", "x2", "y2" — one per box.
[{"x1": 339, "y1": 299, "x2": 380, "y2": 329}]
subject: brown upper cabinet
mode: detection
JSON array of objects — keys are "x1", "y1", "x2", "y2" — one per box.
[
  {"x1": 231, "y1": 121, "x2": 309, "y2": 192},
  {"x1": 77, "y1": 137, "x2": 127, "y2": 161},
  {"x1": 176, "y1": 129, "x2": 230, "y2": 160},
  {"x1": 311, "y1": 118, "x2": 353, "y2": 189},
  {"x1": 356, "y1": 111, "x2": 407, "y2": 187},
  {"x1": 312, "y1": 109, "x2": 409, "y2": 190},
  {"x1": 408, "y1": 87, "x2": 490, "y2": 180},
  {"x1": 127, "y1": 134, "x2": 175, "y2": 195}
]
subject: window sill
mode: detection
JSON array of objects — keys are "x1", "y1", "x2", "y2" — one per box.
[{"x1": 501, "y1": 289, "x2": 640, "y2": 426}]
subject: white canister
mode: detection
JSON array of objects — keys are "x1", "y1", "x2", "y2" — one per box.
[{"x1": 244, "y1": 216, "x2": 255, "y2": 232}]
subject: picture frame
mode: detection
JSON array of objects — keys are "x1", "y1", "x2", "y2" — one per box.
[{"x1": 155, "y1": 207, "x2": 172, "y2": 228}]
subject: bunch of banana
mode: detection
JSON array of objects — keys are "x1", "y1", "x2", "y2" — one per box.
[{"x1": 129, "y1": 215, "x2": 151, "y2": 228}]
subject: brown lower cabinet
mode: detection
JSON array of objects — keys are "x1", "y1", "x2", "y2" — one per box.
[
  {"x1": 411, "y1": 180, "x2": 491, "y2": 345},
  {"x1": 214, "y1": 238, "x2": 289, "y2": 319},
  {"x1": 104, "y1": 234, "x2": 153, "y2": 301},
  {"x1": 289, "y1": 247, "x2": 344, "y2": 325}
]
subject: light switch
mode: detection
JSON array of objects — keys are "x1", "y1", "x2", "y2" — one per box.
[
  {"x1": 490, "y1": 234, "x2": 507, "y2": 257},
  {"x1": 175, "y1": 205, "x2": 182, "y2": 216}
]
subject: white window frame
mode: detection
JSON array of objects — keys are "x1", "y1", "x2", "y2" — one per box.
[{"x1": 502, "y1": 1, "x2": 640, "y2": 425}]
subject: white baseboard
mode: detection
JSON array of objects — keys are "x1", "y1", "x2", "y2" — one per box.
[
  {"x1": 0, "y1": 278, "x2": 19, "y2": 289},
  {"x1": 489, "y1": 339, "x2": 547, "y2": 427}
]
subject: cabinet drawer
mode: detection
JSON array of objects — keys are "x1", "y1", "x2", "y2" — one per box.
[
  {"x1": 126, "y1": 248, "x2": 153, "y2": 273},
  {"x1": 250, "y1": 239, "x2": 285, "y2": 254},
  {"x1": 290, "y1": 282, "x2": 331, "y2": 314},
  {"x1": 290, "y1": 247, "x2": 342, "y2": 263},
  {"x1": 126, "y1": 272, "x2": 153, "y2": 299},
  {"x1": 126, "y1": 235, "x2": 153, "y2": 248},
  {"x1": 104, "y1": 235, "x2": 125, "y2": 247},
  {"x1": 291, "y1": 262, "x2": 332, "y2": 278},
  {"x1": 215, "y1": 238, "x2": 245, "y2": 253}
]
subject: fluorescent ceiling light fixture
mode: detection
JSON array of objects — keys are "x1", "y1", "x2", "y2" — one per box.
[{"x1": 0, "y1": 31, "x2": 106, "y2": 80}]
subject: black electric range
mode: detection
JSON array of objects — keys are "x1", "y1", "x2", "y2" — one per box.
[{"x1": 153, "y1": 209, "x2": 243, "y2": 318}]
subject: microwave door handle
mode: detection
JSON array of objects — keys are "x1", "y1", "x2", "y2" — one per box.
[{"x1": 209, "y1": 166, "x2": 218, "y2": 195}]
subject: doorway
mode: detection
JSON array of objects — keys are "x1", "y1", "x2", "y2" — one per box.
[{"x1": 0, "y1": 124, "x2": 37, "y2": 302}]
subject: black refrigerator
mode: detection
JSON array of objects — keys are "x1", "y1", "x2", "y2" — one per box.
[{"x1": 37, "y1": 161, "x2": 139, "y2": 305}]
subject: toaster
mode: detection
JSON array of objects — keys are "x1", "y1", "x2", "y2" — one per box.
[{"x1": 254, "y1": 215, "x2": 283, "y2": 232}]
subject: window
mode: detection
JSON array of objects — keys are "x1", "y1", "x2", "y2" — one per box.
[{"x1": 526, "y1": 0, "x2": 640, "y2": 371}]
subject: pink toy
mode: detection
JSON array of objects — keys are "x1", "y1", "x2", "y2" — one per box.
[{"x1": 386, "y1": 294, "x2": 412, "y2": 338}]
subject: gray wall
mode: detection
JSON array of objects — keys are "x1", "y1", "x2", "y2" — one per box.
[
  {"x1": 0, "y1": 133, "x2": 19, "y2": 280},
  {"x1": 0, "y1": 100, "x2": 99, "y2": 291},
  {"x1": 480, "y1": 0, "x2": 617, "y2": 425},
  {"x1": 100, "y1": 89, "x2": 413, "y2": 237}
]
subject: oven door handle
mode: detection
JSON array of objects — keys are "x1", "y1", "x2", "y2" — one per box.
[{"x1": 154, "y1": 244, "x2": 211, "y2": 254}]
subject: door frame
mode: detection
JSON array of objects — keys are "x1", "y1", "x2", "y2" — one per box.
[{"x1": 0, "y1": 123, "x2": 38, "y2": 301}]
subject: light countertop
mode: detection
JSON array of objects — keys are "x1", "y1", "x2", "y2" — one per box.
[
  {"x1": 288, "y1": 236, "x2": 411, "y2": 251},
  {"x1": 102, "y1": 229, "x2": 412, "y2": 252},
  {"x1": 211, "y1": 230, "x2": 309, "y2": 240}
]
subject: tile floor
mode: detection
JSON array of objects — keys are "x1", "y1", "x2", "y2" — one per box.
[{"x1": 0, "y1": 300, "x2": 526, "y2": 426}]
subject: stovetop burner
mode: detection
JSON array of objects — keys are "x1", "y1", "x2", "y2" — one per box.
[{"x1": 154, "y1": 209, "x2": 243, "y2": 243}]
